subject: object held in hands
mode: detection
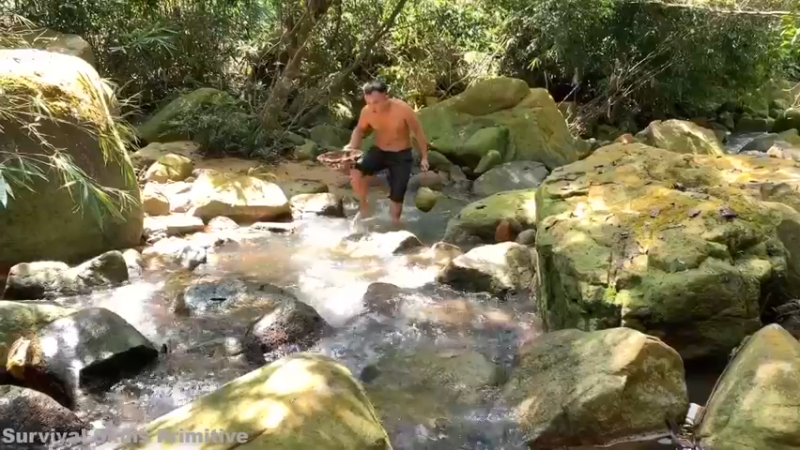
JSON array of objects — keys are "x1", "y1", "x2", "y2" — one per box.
[{"x1": 317, "y1": 149, "x2": 362, "y2": 173}]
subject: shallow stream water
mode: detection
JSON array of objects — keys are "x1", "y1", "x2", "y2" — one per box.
[{"x1": 47, "y1": 189, "x2": 717, "y2": 450}]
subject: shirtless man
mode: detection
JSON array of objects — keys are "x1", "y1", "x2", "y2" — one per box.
[{"x1": 344, "y1": 79, "x2": 429, "y2": 225}]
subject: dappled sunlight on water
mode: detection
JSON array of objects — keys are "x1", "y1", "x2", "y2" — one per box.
[{"x1": 51, "y1": 193, "x2": 689, "y2": 450}]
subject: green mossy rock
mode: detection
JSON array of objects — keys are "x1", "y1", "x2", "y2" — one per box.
[
  {"x1": 535, "y1": 143, "x2": 790, "y2": 359},
  {"x1": 443, "y1": 189, "x2": 538, "y2": 245},
  {"x1": 697, "y1": 324, "x2": 800, "y2": 450},
  {"x1": 637, "y1": 119, "x2": 725, "y2": 156},
  {"x1": 416, "y1": 79, "x2": 583, "y2": 170},
  {"x1": 0, "y1": 50, "x2": 143, "y2": 267},
  {"x1": 121, "y1": 353, "x2": 392, "y2": 450}
]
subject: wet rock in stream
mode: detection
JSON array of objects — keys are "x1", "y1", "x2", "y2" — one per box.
[
  {"x1": 290, "y1": 192, "x2": 345, "y2": 218},
  {"x1": 5, "y1": 307, "x2": 158, "y2": 410},
  {"x1": 3, "y1": 251, "x2": 129, "y2": 300},
  {"x1": 437, "y1": 242, "x2": 536, "y2": 298},
  {"x1": 340, "y1": 230, "x2": 425, "y2": 258},
  {"x1": 178, "y1": 276, "x2": 294, "y2": 315},
  {"x1": 243, "y1": 299, "x2": 332, "y2": 365}
]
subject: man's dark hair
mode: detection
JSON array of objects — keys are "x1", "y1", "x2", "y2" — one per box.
[{"x1": 362, "y1": 79, "x2": 388, "y2": 95}]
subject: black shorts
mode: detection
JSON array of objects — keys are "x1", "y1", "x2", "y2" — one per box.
[{"x1": 355, "y1": 147, "x2": 413, "y2": 203}]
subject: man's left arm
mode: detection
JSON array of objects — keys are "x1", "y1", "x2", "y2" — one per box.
[{"x1": 405, "y1": 106, "x2": 429, "y2": 161}]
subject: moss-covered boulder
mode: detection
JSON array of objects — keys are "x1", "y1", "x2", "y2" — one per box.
[
  {"x1": 501, "y1": 327, "x2": 688, "y2": 448},
  {"x1": 637, "y1": 119, "x2": 725, "y2": 156},
  {"x1": 417, "y1": 78, "x2": 584, "y2": 170},
  {"x1": 138, "y1": 88, "x2": 231, "y2": 143},
  {"x1": 472, "y1": 161, "x2": 550, "y2": 198},
  {"x1": 697, "y1": 324, "x2": 800, "y2": 450},
  {"x1": 535, "y1": 143, "x2": 793, "y2": 360},
  {"x1": 414, "y1": 187, "x2": 442, "y2": 212},
  {"x1": 19, "y1": 29, "x2": 95, "y2": 67},
  {"x1": 188, "y1": 170, "x2": 290, "y2": 223},
  {"x1": 0, "y1": 49, "x2": 143, "y2": 267},
  {"x1": 120, "y1": 353, "x2": 392, "y2": 450},
  {"x1": 443, "y1": 189, "x2": 538, "y2": 246},
  {"x1": 309, "y1": 124, "x2": 351, "y2": 149}
]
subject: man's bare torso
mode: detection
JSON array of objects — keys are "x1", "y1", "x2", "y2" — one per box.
[{"x1": 361, "y1": 98, "x2": 413, "y2": 151}]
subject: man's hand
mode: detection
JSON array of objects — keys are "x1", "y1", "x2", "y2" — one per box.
[{"x1": 420, "y1": 157, "x2": 429, "y2": 172}]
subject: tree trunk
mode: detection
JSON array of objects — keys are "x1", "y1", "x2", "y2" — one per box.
[
  {"x1": 294, "y1": 0, "x2": 410, "y2": 126},
  {"x1": 260, "y1": 0, "x2": 332, "y2": 132}
]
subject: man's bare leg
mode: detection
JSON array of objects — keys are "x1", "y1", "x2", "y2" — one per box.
[
  {"x1": 350, "y1": 169, "x2": 373, "y2": 217},
  {"x1": 389, "y1": 200, "x2": 403, "y2": 226}
]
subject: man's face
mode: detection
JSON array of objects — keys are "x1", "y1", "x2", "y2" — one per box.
[{"x1": 365, "y1": 91, "x2": 389, "y2": 111}]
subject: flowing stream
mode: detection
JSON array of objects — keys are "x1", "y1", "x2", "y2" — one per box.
[{"x1": 48, "y1": 190, "x2": 717, "y2": 450}]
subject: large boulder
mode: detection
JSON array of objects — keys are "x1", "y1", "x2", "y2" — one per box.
[
  {"x1": 138, "y1": 88, "x2": 232, "y2": 143},
  {"x1": 0, "y1": 50, "x2": 143, "y2": 268},
  {"x1": 443, "y1": 189, "x2": 538, "y2": 247},
  {"x1": 6, "y1": 307, "x2": 159, "y2": 409},
  {"x1": 636, "y1": 119, "x2": 725, "y2": 156},
  {"x1": 187, "y1": 170, "x2": 290, "y2": 223},
  {"x1": 535, "y1": 143, "x2": 791, "y2": 360},
  {"x1": 501, "y1": 328, "x2": 688, "y2": 448},
  {"x1": 697, "y1": 324, "x2": 800, "y2": 449},
  {"x1": 417, "y1": 77, "x2": 585, "y2": 170},
  {"x1": 121, "y1": 353, "x2": 392, "y2": 450}
]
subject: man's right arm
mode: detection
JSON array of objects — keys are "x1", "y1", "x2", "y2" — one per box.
[{"x1": 346, "y1": 107, "x2": 370, "y2": 151}]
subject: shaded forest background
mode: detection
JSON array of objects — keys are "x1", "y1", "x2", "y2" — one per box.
[{"x1": 4, "y1": 0, "x2": 799, "y2": 156}]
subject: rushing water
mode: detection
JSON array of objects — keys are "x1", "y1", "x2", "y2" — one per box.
[{"x1": 45, "y1": 191, "x2": 714, "y2": 450}]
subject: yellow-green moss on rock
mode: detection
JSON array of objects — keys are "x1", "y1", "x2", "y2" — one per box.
[
  {"x1": 697, "y1": 324, "x2": 800, "y2": 450},
  {"x1": 443, "y1": 189, "x2": 538, "y2": 245},
  {"x1": 0, "y1": 49, "x2": 143, "y2": 267},
  {"x1": 0, "y1": 301, "x2": 74, "y2": 366},
  {"x1": 535, "y1": 143, "x2": 788, "y2": 359},
  {"x1": 118, "y1": 353, "x2": 392, "y2": 450},
  {"x1": 416, "y1": 78, "x2": 584, "y2": 170}
]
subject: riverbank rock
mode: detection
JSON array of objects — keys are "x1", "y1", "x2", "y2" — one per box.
[
  {"x1": 696, "y1": 324, "x2": 800, "y2": 449},
  {"x1": 20, "y1": 28, "x2": 95, "y2": 67},
  {"x1": 290, "y1": 193, "x2": 344, "y2": 218},
  {"x1": 0, "y1": 302, "x2": 74, "y2": 366},
  {"x1": 417, "y1": 77, "x2": 585, "y2": 170},
  {"x1": 243, "y1": 300, "x2": 332, "y2": 365},
  {"x1": 437, "y1": 242, "x2": 535, "y2": 297},
  {"x1": 142, "y1": 214, "x2": 205, "y2": 241},
  {"x1": 0, "y1": 385, "x2": 87, "y2": 442},
  {"x1": 144, "y1": 153, "x2": 194, "y2": 183},
  {"x1": 0, "y1": 49, "x2": 143, "y2": 268},
  {"x1": 138, "y1": 88, "x2": 232, "y2": 143},
  {"x1": 501, "y1": 328, "x2": 688, "y2": 448},
  {"x1": 443, "y1": 189, "x2": 537, "y2": 247},
  {"x1": 129, "y1": 141, "x2": 200, "y2": 169},
  {"x1": 187, "y1": 170, "x2": 291, "y2": 223},
  {"x1": 637, "y1": 119, "x2": 725, "y2": 156},
  {"x1": 3, "y1": 251, "x2": 129, "y2": 300},
  {"x1": 472, "y1": 161, "x2": 550, "y2": 197},
  {"x1": 141, "y1": 233, "x2": 232, "y2": 271},
  {"x1": 6, "y1": 308, "x2": 158, "y2": 409},
  {"x1": 364, "y1": 346, "x2": 498, "y2": 424},
  {"x1": 535, "y1": 143, "x2": 792, "y2": 359},
  {"x1": 120, "y1": 353, "x2": 392, "y2": 450}
]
